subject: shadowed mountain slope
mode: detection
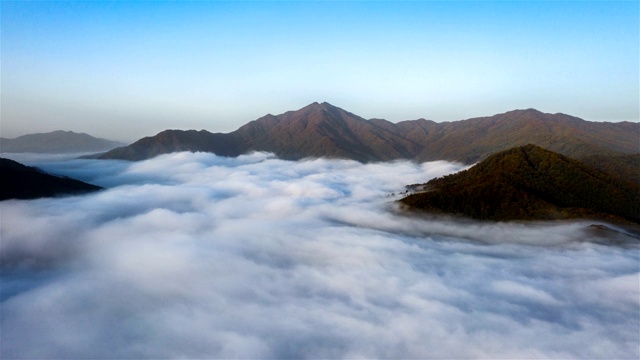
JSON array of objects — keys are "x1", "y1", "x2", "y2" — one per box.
[
  {"x1": 400, "y1": 145, "x2": 640, "y2": 222},
  {"x1": 95, "y1": 130, "x2": 243, "y2": 161},
  {"x1": 1, "y1": 130, "x2": 125, "y2": 153},
  {"x1": 0, "y1": 158, "x2": 102, "y2": 200},
  {"x1": 580, "y1": 153, "x2": 640, "y2": 186},
  {"x1": 95, "y1": 103, "x2": 639, "y2": 163}
]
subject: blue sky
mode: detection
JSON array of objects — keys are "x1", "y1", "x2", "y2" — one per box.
[{"x1": 2, "y1": 1, "x2": 638, "y2": 142}]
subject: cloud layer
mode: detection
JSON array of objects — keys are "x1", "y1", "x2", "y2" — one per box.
[{"x1": 1, "y1": 152, "x2": 638, "y2": 359}]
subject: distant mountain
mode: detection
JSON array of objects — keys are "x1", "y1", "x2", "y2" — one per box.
[
  {"x1": 1, "y1": 130, "x2": 126, "y2": 153},
  {"x1": 0, "y1": 158, "x2": 102, "y2": 200},
  {"x1": 97, "y1": 103, "x2": 421, "y2": 162},
  {"x1": 95, "y1": 102, "x2": 639, "y2": 163},
  {"x1": 406, "y1": 109, "x2": 639, "y2": 163},
  {"x1": 399, "y1": 145, "x2": 640, "y2": 223},
  {"x1": 91, "y1": 130, "x2": 241, "y2": 161}
]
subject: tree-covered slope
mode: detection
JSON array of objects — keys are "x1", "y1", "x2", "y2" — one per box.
[
  {"x1": 0, "y1": 158, "x2": 102, "y2": 200},
  {"x1": 400, "y1": 145, "x2": 640, "y2": 222},
  {"x1": 580, "y1": 153, "x2": 640, "y2": 186}
]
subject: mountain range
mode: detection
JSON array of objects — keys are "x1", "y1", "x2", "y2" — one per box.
[
  {"x1": 94, "y1": 102, "x2": 639, "y2": 163},
  {"x1": 0, "y1": 158, "x2": 102, "y2": 200},
  {"x1": 400, "y1": 145, "x2": 640, "y2": 223},
  {"x1": 1, "y1": 130, "x2": 126, "y2": 153}
]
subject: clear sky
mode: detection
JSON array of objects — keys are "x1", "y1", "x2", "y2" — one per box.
[{"x1": 2, "y1": 1, "x2": 638, "y2": 142}]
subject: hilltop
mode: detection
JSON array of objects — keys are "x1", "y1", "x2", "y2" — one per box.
[{"x1": 399, "y1": 145, "x2": 640, "y2": 223}]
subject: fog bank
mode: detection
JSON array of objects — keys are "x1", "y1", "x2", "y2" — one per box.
[{"x1": 1, "y1": 152, "x2": 638, "y2": 359}]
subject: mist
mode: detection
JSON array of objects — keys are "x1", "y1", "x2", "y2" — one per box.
[{"x1": 1, "y1": 152, "x2": 638, "y2": 359}]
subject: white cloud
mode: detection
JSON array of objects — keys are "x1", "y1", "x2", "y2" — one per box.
[
  {"x1": 1, "y1": 152, "x2": 638, "y2": 359},
  {"x1": 492, "y1": 280, "x2": 562, "y2": 305}
]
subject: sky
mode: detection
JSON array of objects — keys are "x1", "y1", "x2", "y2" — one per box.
[
  {"x1": 2, "y1": 152, "x2": 639, "y2": 358},
  {"x1": 1, "y1": 1, "x2": 638, "y2": 142}
]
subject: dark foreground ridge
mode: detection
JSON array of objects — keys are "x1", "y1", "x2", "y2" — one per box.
[
  {"x1": 93, "y1": 102, "x2": 639, "y2": 163},
  {"x1": 399, "y1": 145, "x2": 640, "y2": 223},
  {"x1": 0, "y1": 158, "x2": 102, "y2": 200}
]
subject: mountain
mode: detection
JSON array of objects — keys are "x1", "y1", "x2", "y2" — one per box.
[
  {"x1": 399, "y1": 145, "x2": 640, "y2": 223},
  {"x1": 95, "y1": 102, "x2": 639, "y2": 163},
  {"x1": 92, "y1": 130, "x2": 241, "y2": 161},
  {"x1": 0, "y1": 158, "x2": 102, "y2": 200},
  {"x1": 406, "y1": 109, "x2": 639, "y2": 163},
  {"x1": 98, "y1": 103, "x2": 421, "y2": 162},
  {"x1": 232, "y1": 102, "x2": 421, "y2": 161},
  {"x1": 1, "y1": 131, "x2": 126, "y2": 153}
]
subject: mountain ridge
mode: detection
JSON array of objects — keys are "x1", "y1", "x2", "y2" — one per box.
[
  {"x1": 94, "y1": 103, "x2": 639, "y2": 163},
  {"x1": 1, "y1": 130, "x2": 126, "y2": 154}
]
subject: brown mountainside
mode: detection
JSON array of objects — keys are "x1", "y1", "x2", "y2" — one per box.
[
  {"x1": 96, "y1": 103, "x2": 639, "y2": 164},
  {"x1": 413, "y1": 109, "x2": 639, "y2": 163},
  {"x1": 233, "y1": 102, "x2": 420, "y2": 161}
]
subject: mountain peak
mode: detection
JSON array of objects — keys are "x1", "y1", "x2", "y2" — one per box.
[
  {"x1": 298, "y1": 101, "x2": 340, "y2": 112},
  {"x1": 500, "y1": 108, "x2": 545, "y2": 117}
]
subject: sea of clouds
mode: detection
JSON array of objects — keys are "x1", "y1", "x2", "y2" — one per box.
[{"x1": 1, "y1": 152, "x2": 638, "y2": 359}]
